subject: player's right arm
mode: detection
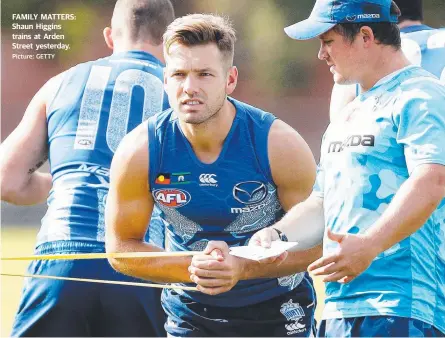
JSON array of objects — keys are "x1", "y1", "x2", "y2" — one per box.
[
  {"x1": 0, "y1": 75, "x2": 62, "y2": 205},
  {"x1": 105, "y1": 122, "x2": 192, "y2": 283}
]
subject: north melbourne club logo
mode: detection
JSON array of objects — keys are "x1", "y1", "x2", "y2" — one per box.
[{"x1": 280, "y1": 299, "x2": 307, "y2": 335}]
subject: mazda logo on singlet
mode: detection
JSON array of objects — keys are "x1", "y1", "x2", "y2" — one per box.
[{"x1": 232, "y1": 181, "x2": 268, "y2": 205}]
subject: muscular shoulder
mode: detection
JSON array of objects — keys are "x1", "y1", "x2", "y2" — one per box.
[
  {"x1": 268, "y1": 120, "x2": 316, "y2": 205},
  {"x1": 38, "y1": 70, "x2": 69, "y2": 107},
  {"x1": 268, "y1": 119, "x2": 304, "y2": 155},
  {"x1": 110, "y1": 121, "x2": 149, "y2": 189}
]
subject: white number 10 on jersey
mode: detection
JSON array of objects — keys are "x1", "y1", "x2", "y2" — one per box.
[{"x1": 74, "y1": 65, "x2": 164, "y2": 152}]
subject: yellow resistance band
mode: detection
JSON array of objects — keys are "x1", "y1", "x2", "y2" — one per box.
[
  {"x1": 1, "y1": 251, "x2": 201, "y2": 261},
  {"x1": 1, "y1": 273, "x2": 198, "y2": 291}
]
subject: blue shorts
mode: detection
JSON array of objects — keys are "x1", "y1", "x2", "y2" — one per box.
[
  {"x1": 11, "y1": 241, "x2": 166, "y2": 337},
  {"x1": 162, "y1": 287, "x2": 317, "y2": 337},
  {"x1": 317, "y1": 316, "x2": 445, "y2": 337}
]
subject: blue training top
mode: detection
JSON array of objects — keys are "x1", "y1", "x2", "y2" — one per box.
[
  {"x1": 315, "y1": 66, "x2": 445, "y2": 333},
  {"x1": 400, "y1": 25, "x2": 445, "y2": 82},
  {"x1": 37, "y1": 51, "x2": 168, "y2": 250},
  {"x1": 148, "y1": 97, "x2": 315, "y2": 307},
  {"x1": 353, "y1": 25, "x2": 445, "y2": 97}
]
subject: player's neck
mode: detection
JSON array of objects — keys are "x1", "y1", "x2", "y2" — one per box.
[
  {"x1": 359, "y1": 49, "x2": 411, "y2": 92},
  {"x1": 113, "y1": 42, "x2": 164, "y2": 63},
  {"x1": 398, "y1": 20, "x2": 423, "y2": 30},
  {"x1": 179, "y1": 100, "x2": 236, "y2": 164}
]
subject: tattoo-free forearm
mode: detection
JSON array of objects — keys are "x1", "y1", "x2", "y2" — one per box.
[
  {"x1": 106, "y1": 238, "x2": 193, "y2": 283},
  {"x1": 275, "y1": 193, "x2": 325, "y2": 249},
  {"x1": 240, "y1": 244, "x2": 323, "y2": 280}
]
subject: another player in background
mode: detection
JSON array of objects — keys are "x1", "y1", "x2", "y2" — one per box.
[
  {"x1": 330, "y1": 0, "x2": 445, "y2": 120},
  {"x1": 252, "y1": 0, "x2": 445, "y2": 336},
  {"x1": 105, "y1": 13, "x2": 322, "y2": 337},
  {"x1": 0, "y1": 0, "x2": 174, "y2": 336}
]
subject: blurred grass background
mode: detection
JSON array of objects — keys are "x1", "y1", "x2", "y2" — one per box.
[{"x1": 0, "y1": 227, "x2": 326, "y2": 336}]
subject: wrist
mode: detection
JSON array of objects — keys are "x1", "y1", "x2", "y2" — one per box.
[
  {"x1": 236, "y1": 256, "x2": 251, "y2": 280},
  {"x1": 272, "y1": 227, "x2": 288, "y2": 242},
  {"x1": 363, "y1": 231, "x2": 385, "y2": 258}
]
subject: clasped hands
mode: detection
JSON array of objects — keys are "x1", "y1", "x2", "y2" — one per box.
[{"x1": 188, "y1": 236, "x2": 287, "y2": 295}]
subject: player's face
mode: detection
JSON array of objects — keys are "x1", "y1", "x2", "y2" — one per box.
[
  {"x1": 164, "y1": 43, "x2": 237, "y2": 125},
  {"x1": 318, "y1": 29, "x2": 365, "y2": 85}
]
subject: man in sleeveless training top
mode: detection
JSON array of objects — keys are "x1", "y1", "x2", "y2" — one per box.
[{"x1": 106, "y1": 13, "x2": 322, "y2": 337}]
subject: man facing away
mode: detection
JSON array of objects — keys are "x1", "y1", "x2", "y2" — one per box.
[
  {"x1": 105, "y1": 13, "x2": 322, "y2": 337},
  {"x1": 330, "y1": 0, "x2": 445, "y2": 119},
  {"x1": 0, "y1": 0, "x2": 174, "y2": 336},
  {"x1": 250, "y1": 0, "x2": 445, "y2": 336}
]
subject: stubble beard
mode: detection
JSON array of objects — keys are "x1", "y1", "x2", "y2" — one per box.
[{"x1": 183, "y1": 91, "x2": 226, "y2": 126}]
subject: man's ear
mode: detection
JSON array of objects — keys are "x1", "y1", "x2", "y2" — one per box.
[
  {"x1": 359, "y1": 26, "x2": 375, "y2": 46},
  {"x1": 226, "y1": 66, "x2": 238, "y2": 95},
  {"x1": 103, "y1": 27, "x2": 114, "y2": 50}
]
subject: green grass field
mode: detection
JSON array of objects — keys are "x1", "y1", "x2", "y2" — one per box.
[{"x1": 1, "y1": 226, "x2": 325, "y2": 336}]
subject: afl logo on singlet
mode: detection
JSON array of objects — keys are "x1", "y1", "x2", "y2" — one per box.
[{"x1": 153, "y1": 189, "x2": 191, "y2": 208}]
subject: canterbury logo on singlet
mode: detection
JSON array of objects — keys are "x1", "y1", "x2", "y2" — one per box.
[{"x1": 199, "y1": 174, "x2": 218, "y2": 187}]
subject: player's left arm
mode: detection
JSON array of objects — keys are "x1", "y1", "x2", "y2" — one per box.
[
  {"x1": 0, "y1": 74, "x2": 62, "y2": 205},
  {"x1": 309, "y1": 82, "x2": 445, "y2": 283},
  {"x1": 189, "y1": 120, "x2": 321, "y2": 295}
]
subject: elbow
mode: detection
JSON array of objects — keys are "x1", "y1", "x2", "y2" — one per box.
[
  {"x1": 107, "y1": 257, "x2": 122, "y2": 273},
  {"x1": 105, "y1": 235, "x2": 123, "y2": 272},
  {"x1": 1, "y1": 178, "x2": 23, "y2": 205},
  {"x1": 414, "y1": 164, "x2": 445, "y2": 202},
  {"x1": 437, "y1": 171, "x2": 445, "y2": 199},
  {"x1": 423, "y1": 170, "x2": 445, "y2": 203},
  {"x1": 301, "y1": 177, "x2": 316, "y2": 202}
]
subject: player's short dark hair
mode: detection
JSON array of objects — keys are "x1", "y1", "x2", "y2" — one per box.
[
  {"x1": 163, "y1": 14, "x2": 237, "y2": 67},
  {"x1": 332, "y1": 1, "x2": 402, "y2": 49},
  {"x1": 395, "y1": 0, "x2": 423, "y2": 22},
  {"x1": 113, "y1": 0, "x2": 175, "y2": 45}
]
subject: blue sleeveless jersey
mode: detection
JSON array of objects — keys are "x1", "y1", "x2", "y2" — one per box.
[
  {"x1": 401, "y1": 25, "x2": 445, "y2": 82},
  {"x1": 148, "y1": 97, "x2": 314, "y2": 307},
  {"x1": 37, "y1": 51, "x2": 168, "y2": 248}
]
